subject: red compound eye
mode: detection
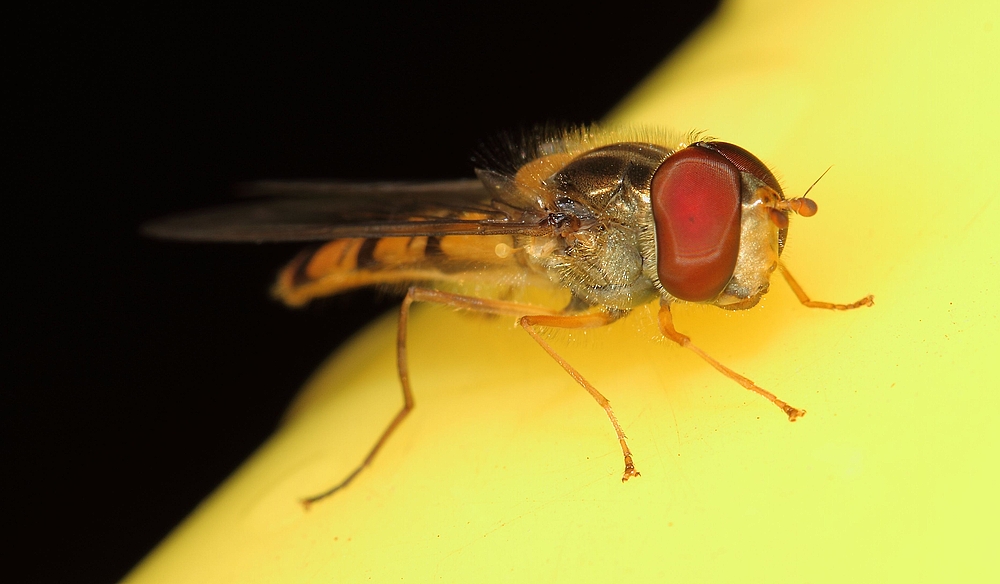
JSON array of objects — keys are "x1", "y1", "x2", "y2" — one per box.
[
  {"x1": 651, "y1": 145, "x2": 742, "y2": 302},
  {"x1": 698, "y1": 141, "x2": 782, "y2": 194}
]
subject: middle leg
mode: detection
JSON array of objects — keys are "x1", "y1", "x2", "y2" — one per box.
[{"x1": 519, "y1": 312, "x2": 641, "y2": 482}]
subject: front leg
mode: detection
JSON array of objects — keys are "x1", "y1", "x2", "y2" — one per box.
[
  {"x1": 657, "y1": 301, "x2": 806, "y2": 421},
  {"x1": 779, "y1": 262, "x2": 874, "y2": 310}
]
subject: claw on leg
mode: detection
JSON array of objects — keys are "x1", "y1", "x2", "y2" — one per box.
[
  {"x1": 780, "y1": 262, "x2": 874, "y2": 310},
  {"x1": 520, "y1": 312, "x2": 641, "y2": 483}
]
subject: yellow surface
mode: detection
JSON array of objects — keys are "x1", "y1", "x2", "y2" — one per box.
[{"x1": 125, "y1": 1, "x2": 1000, "y2": 582}]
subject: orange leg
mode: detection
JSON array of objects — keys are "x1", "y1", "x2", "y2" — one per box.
[
  {"x1": 657, "y1": 301, "x2": 806, "y2": 421},
  {"x1": 519, "y1": 312, "x2": 640, "y2": 483},
  {"x1": 779, "y1": 262, "x2": 874, "y2": 310},
  {"x1": 301, "y1": 287, "x2": 564, "y2": 509}
]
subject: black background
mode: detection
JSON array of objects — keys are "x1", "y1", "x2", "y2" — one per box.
[{"x1": 9, "y1": 5, "x2": 719, "y2": 582}]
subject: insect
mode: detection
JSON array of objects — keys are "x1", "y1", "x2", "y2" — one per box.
[{"x1": 145, "y1": 126, "x2": 873, "y2": 508}]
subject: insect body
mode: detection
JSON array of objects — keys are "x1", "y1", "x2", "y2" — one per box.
[{"x1": 146, "y1": 127, "x2": 873, "y2": 507}]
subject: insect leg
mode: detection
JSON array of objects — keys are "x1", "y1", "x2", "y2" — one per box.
[
  {"x1": 302, "y1": 287, "x2": 560, "y2": 508},
  {"x1": 657, "y1": 300, "x2": 806, "y2": 421},
  {"x1": 779, "y1": 262, "x2": 874, "y2": 310},
  {"x1": 519, "y1": 313, "x2": 640, "y2": 483},
  {"x1": 300, "y1": 292, "x2": 418, "y2": 509}
]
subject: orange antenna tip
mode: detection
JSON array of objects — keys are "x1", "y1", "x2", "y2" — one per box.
[{"x1": 789, "y1": 197, "x2": 818, "y2": 217}]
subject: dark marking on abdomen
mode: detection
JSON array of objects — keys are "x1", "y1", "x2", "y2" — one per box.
[
  {"x1": 356, "y1": 238, "x2": 379, "y2": 270},
  {"x1": 425, "y1": 236, "x2": 444, "y2": 258},
  {"x1": 290, "y1": 245, "x2": 321, "y2": 287}
]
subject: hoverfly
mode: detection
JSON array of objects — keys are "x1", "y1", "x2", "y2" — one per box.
[{"x1": 145, "y1": 126, "x2": 873, "y2": 508}]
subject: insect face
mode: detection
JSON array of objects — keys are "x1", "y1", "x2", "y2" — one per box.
[{"x1": 651, "y1": 141, "x2": 806, "y2": 309}]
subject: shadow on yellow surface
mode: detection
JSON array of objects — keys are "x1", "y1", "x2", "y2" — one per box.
[{"x1": 125, "y1": 1, "x2": 999, "y2": 582}]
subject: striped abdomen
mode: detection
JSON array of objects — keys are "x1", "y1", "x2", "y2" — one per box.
[{"x1": 273, "y1": 234, "x2": 524, "y2": 307}]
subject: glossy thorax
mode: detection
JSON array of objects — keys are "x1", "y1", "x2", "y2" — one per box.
[{"x1": 479, "y1": 141, "x2": 790, "y2": 315}]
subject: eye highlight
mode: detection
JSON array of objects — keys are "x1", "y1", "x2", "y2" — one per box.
[{"x1": 650, "y1": 145, "x2": 742, "y2": 302}]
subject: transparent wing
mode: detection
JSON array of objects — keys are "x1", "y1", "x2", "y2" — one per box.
[{"x1": 143, "y1": 179, "x2": 554, "y2": 242}]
